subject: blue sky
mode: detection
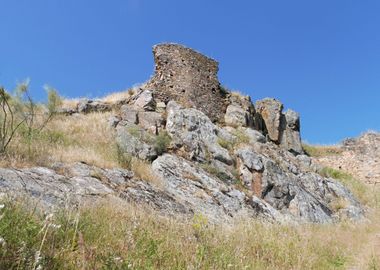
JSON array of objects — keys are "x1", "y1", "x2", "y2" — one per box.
[{"x1": 1, "y1": 0, "x2": 379, "y2": 144}]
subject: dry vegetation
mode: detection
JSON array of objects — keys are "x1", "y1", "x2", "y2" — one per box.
[
  {"x1": 302, "y1": 143, "x2": 343, "y2": 157},
  {"x1": 1, "y1": 112, "x2": 120, "y2": 168},
  {"x1": 0, "y1": 189, "x2": 379, "y2": 270}
]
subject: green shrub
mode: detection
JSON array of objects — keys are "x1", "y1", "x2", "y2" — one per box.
[
  {"x1": 217, "y1": 137, "x2": 233, "y2": 151},
  {"x1": 154, "y1": 131, "x2": 171, "y2": 155}
]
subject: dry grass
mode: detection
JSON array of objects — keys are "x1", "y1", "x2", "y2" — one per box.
[
  {"x1": 1, "y1": 195, "x2": 379, "y2": 270},
  {"x1": 60, "y1": 98, "x2": 80, "y2": 110},
  {"x1": 100, "y1": 89, "x2": 133, "y2": 104},
  {"x1": 130, "y1": 158, "x2": 163, "y2": 187},
  {"x1": 99, "y1": 85, "x2": 143, "y2": 104},
  {"x1": 0, "y1": 112, "x2": 120, "y2": 168},
  {"x1": 303, "y1": 143, "x2": 343, "y2": 157}
]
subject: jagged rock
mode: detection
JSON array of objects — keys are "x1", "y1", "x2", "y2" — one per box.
[
  {"x1": 116, "y1": 124, "x2": 157, "y2": 161},
  {"x1": 224, "y1": 104, "x2": 250, "y2": 127},
  {"x1": 255, "y1": 98, "x2": 283, "y2": 142},
  {"x1": 236, "y1": 148, "x2": 264, "y2": 171},
  {"x1": 119, "y1": 104, "x2": 139, "y2": 125},
  {"x1": 250, "y1": 196, "x2": 291, "y2": 223},
  {"x1": 77, "y1": 99, "x2": 112, "y2": 114},
  {"x1": 0, "y1": 163, "x2": 189, "y2": 216},
  {"x1": 133, "y1": 90, "x2": 156, "y2": 111},
  {"x1": 138, "y1": 111, "x2": 165, "y2": 134},
  {"x1": 225, "y1": 94, "x2": 255, "y2": 127},
  {"x1": 166, "y1": 101, "x2": 233, "y2": 165},
  {"x1": 280, "y1": 109, "x2": 303, "y2": 154},
  {"x1": 241, "y1": 128, "x2": 267, "y2": 144},
  {"x1": 144, "y1": 43, "x2": 227, "y2": 122},
  {"x1": 152, "y1": 154, "x2": 253, "y2": 222},
  {"x1": 260, "y1": 159, "x2": 364, "y2": 223}
]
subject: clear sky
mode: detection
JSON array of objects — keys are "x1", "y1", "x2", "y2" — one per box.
[{"x1": 1, "y1": 0, "x2": 379, "y2": 144}]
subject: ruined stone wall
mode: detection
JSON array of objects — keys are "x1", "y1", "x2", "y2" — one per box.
[{"x1": 144, "y1": 43, "x2": 227, "y2": 122}]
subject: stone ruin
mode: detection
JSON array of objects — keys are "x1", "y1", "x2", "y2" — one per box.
[
  {"x1": 143, "y1": 43, "x2": 227, "y2": 122},
  {"x1": 139, "y1": 43, "x2": 303, "y2": 154}
]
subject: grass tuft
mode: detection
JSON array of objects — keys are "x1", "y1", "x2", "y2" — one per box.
[{"x1": 302, "y1": 144, "x2": 342, "y2": 157}]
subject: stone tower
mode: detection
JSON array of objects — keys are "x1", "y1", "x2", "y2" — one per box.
[{"x1": 144, "y1": 43, "x2": 227, "y2": 122}]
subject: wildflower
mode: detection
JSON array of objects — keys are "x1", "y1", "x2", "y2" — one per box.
[{"x1": 0, "y1": 204, "x2": 5, "y2": 210}]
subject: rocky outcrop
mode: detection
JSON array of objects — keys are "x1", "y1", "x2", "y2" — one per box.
[
  {"x1": 0, "y1": 163, "x2": 188, "y2": 215},
  {"x1": 256, "y1": 98, "x2": 283, "y2": 142},
  {"x1": 280, "y1": 109, "x2": 303, "y2": 154},
  {"x1": 1, "y1": 101, "x2": 365, "y2": 223},
  {"x1": 144, "y1": 43, "x2": 227, "y2": 122},
  {"x1": 225, "y1": 94, "x2": 255, "y2": 127},
  {"x1": 59, "y1": 99, "x2": 112, "y2": 115},
  {"x1": 317, "y1": 132, "x2": 380, "y2": 185},
  {"x1": 3, "y1": 43, "x2": 367, "y2": 226},
  {"x1": 166, "y1": 101, "x2": 233, "y2": 165},
  {"x1": 255, "y1": 98, "x2": 303, "y2": 154},
  {"x1": 116, "y1": 124, "x2": 157, "y2": 161}
]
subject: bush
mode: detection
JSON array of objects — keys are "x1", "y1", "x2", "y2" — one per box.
[
  {"x1": 154, "y1": 131, "x2": 171, "y2": 155},
  {"x1": 0, "y1": 81, "x2": 62, "y2": 155}
]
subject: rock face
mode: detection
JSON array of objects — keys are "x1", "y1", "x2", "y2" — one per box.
[
  {"x1": 255, "y1": 98, "x2": 283, "y2": 142},
  {"x1": 280, "y1": 109, "x2": 303, "y2": 154},
  {"x1": 144, "y1": 43, "x2": 227, "y2": 122},
  {"x1": 0, "y1": 163, "x2": 188, "y2": 215},
  {"x1": 0, "y1": 145, "x2": 363, "y2": 224},
  {"x1": 225, "y1": 94, "x2": 255, "y2": 128},
  {"x1": 166, "y1": 101, "x2": 233, "y2": 165},
  {"x1": 256, "y1": 98, "x2": 303, "y2": 155}
]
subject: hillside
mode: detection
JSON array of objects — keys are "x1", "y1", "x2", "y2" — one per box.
[
  {"x1": 315, "y1": 132, "x2": 380, "y2": 185},
  {"x1": 0, "y1": 44, "x2": 378, "y2": 269}
]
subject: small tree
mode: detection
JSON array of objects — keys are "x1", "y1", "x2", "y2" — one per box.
[
  {"x1": 0, "y1": 87, "x2": 26, "y2": 153},
  {"x1": 0, "y1": 81, "x2": 62, "y2": 155}
]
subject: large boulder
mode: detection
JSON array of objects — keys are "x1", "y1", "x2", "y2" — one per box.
[
  {"x1": 133, "y1": 90, "x2": 156, "y2": 111},
  {"x1": 224, "y1": 94, "x2": 255, "y2": 127},
  {"x1": 116, "y1": 124, "x2": 157, "y2": 161},
  {"x1": 138, "y1": 111, "x2": 165, "y2": 134},
  {"x1": 166, "y1": 101, "x2": 233, "y2": 165},
  {"x1": 279, "y1": 109, "x2": 303, "y2": 154},
  {"x1": 255, "y1": 98, "x2": 283, "y2": 142}
]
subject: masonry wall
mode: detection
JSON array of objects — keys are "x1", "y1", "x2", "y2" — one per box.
[{"x1": 144, "y1": 44, "x2": 227, "y2": 122}]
